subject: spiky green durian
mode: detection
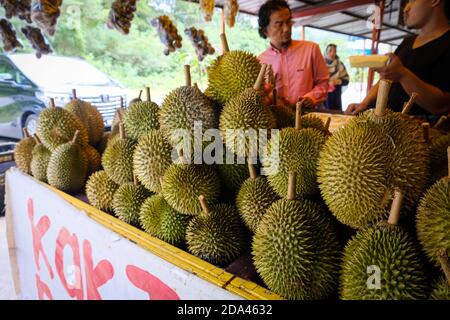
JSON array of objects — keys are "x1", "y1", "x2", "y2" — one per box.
[
  {"x1": 430, "y1": 277, "x2": 450, "y2": 300},
  {"x1": 216, "y1": 150, "x2": 249, "y2": 198},
  {"x1": 30, "y1": 136, "x2": 51, "y2": 182},
  {"x1": 429, "y1": 134, "x2": 450, "y2": 184},
  {"x1": 112, "y1": 182, "x2": 152, "y2": 226},
  {"x1": 139, "y1": 195, "x2": 191, "y2": 246},
  {"x1": 85, "y1": 170, "x2": 119, "y2": 213},
  {"x1": 270, "y1": 104, "x2": 295, "y2": 129},
  {"x1": 14, "y1": 129, "x2": 36, "y2": 174},
  {"x1": 84, "y1": 144, "x2": 101, "y2": 176}
]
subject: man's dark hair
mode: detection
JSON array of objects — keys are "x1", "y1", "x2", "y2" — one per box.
[{"x1": 258, "y1": 0, "x2": 291, "y2": 39}]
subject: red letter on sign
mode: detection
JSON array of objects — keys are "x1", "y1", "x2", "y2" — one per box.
[
  {"x1": 83, "y1": 240, "x2": 114, "y2": 300},
  {"x1": 126, "y1": 265, "x2": 180, "y2": 300},
  {"x1": 28, "y1": 198, "x2": 54, "y2": 279},
  {"x1": 36, "y1": 274, "x2": 53, "y2": 300},
  {"x1": 55, "y1": 227, "x2": 83, "y2": 300}
]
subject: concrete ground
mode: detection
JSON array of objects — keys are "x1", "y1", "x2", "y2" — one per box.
[{"x1": 0, "y1": 217, "x2": 16, "y2": 300}]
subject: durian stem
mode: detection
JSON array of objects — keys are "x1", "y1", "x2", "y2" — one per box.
[
  {"x1": 253, "y1": 63, "x2": 267, "y2": 91},
  {"x1": 422, "y1": 123, "x2": 430, "y2": 144},
  {"x1": 198, "y1": 195, "x2": 210, "y2": 215},
  {"x1": 33, "y1": 134, "x2": 41, "y2": 144},
  {"x1": 119, "y1": 122, "x2": 125, "y2": 140},
  {"x1": 272, "y1": 88, "x2": 277, "y2": 106},
  {"x1": 117, "y1": 108, "x2": 123, "y2": 122},
  {"x1": 295, "y1": 101, "x2": 302, "y2": 130},
  {"x1": 138, "y1": 89, "x2": 142, "y2": 100},
  {"x1": 401, "y1": 92, "x2": 418, "y2": 114},
  {"x1": 146, "y1": 87, "x2": 151, "y2": 102},
  {"x1": 437, "y1": 249, "x2": 450, "y2": 286},
  {"x1": 220, "y1": 33, "x2": 230, "y2": 54},
  {"x1": 178, "y1": 148, "x2": 188, "y2": 165},
  {"x1": 387, "y1": 190, "x2": 403, "y2": 226},
  {"x1": 71, "y1": 130, "x2": 80, "y2": 144},
  {"x1": 434, "y1": 116, "x2": 447, "y2": 129},
  {"x1": 248, "y1": 162, "x2": 257, "y2": 180},
  {"x1": 374, "y1": 80, "x2": 392, "y2": 117},
  {"x1": 447, "y1": 146, "x2": 450, "y2": 179},
  {"x1": 185, "y1": 65, "x2": 191, "y2": 87},
  {"x1": 287, "y1": 172, "x2": 297, "y2": 201},
  {"x1": 325, "y1": 117, "x2": 331, "y2": 131},
  {"x1": 49, "y1": 98, "x2": 55, "y2": 108},
  {"x1": 72, "y1": 89, "x2": 77, "y2": 100},
  {"x1": 133, "y1": 174, "x2": 138, "y2": 186},
  {"x1": 22, "y1": 128, "x2": 30, "y2": 138}
]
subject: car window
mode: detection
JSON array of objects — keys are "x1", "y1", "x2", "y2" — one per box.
[{"x1": 0, "y1": 59, "x2": 33, "y2": 86}]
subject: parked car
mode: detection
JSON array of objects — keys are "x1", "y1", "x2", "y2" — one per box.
[{"x1": 0, "y1": 53, "x2": 128, "y2": 139}]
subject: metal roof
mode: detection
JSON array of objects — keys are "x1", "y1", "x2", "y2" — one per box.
[{"x1": 188, "y1": 0, "x2": 417, "y2": 46}]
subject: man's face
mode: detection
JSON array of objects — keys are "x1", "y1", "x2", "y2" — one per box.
[
  {"x1": 265, "y1": 8, "x2": 293, "y2": 48},
  {"x1": 404, "y1": 0, "x2": 435, "y2": 29}
]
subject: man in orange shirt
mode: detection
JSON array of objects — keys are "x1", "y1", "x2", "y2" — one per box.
[{"x1": 257, "y1": 0, "x2": 329, "y2": 109}]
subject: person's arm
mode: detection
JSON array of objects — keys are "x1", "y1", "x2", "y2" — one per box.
[
  {"x1": 376, "y1": 53, "x2": 450, "y2": 115},
  {"x1": 302, "y1": 44, "x2": 329, "y2": 106},
  {"x1": 345, "y1": 81, "x2": 379, "y2": 115}
]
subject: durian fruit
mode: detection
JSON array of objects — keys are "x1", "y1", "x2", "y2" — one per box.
[
  {"x1": 14, "y1": 128, "x2": 36, "y2": 174},
  {"x1": 85, "y1": 170, "x2": 119, "y2": 213},
  {"x1": 428, "y1": 134, "x2": 450, "y2": 184},
  {"x1": 252, "y1": 172, "x2": 341, "y2": 300},
  {"x1": 416, "y1": 148, "x2": 450, "y2": 267},
  {"x1": 340, "y1": 191, "x2": 429, "y2": 300},
  {"x1": 267, "y1": 102, "x2": 326, "y2": 199},
  {"x1": 301, "y1": 114, "x2": 331, "y2": 136},
  {"x1": 186, "y1": 195, "x2": 247, "y2": 265},
  {"x1": 139, "y1": 194, "x2": 191, "y2": 246},
  {"x1": 162, "y1": 153, "x2": 221, "y2": 215},
  {"x1": 216, "y1": 149, "x2": 249, "y2": 199},
  {"x1": 112, "y1": 176, "x2": 152, "y2": 227},
  {"x1": 206, "y1": 33, "x2": 261, "y2": 105},
  {"x1": 236, "y1": 163, "x2": 279, "y2": 233},
  {"x1": 36, "y1": 98, "x2": 89, "y2": 150},
  {"x1": 128, "y1": 89, "x2": 142, "y2": 107},
  {"x1": 30, "y1": 134, "x2": 51, "y2": 182},
  {"x1": 429, "y1": 249, "x2": 450, "y2": 300},
  {"x1": 47, "y1": 131, "x2": 88, "y2": 193},
  {"x1": 110, "y1": 104, "x2": 125, "y2": 138},
  {"x1": 159, "y1": 65, "x2": 217, "y2": 150},
  {"x1": 64, "y1": 90, "x2": 105, "y2": 146},
  {"x1": 102, "y1": 123, "x2": 136, "y2": 185},
  {"x1": 219, "y1": 63, "x2": 276, "y2": 158},
  {"x1": 268, "y1": 88, "x2": 294, "y2": 129},
  {"x1": 133, "y1": 129, "x2": 172, "y2": 193},
  {"x1": 123, "y1": 87, "x2": 160, "y2": 140},
  {"x1": 84, "y1": 144, "x2": 101, "y2": 176}
]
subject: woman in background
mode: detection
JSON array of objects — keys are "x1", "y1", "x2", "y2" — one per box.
[{"x1": 325, "y1": 44, "x2": 349, "y2": 111}]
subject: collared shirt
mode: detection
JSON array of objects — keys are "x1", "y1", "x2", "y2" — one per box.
[{"x1": 258, "y1": 40, "x2": 329, "y2": 106}]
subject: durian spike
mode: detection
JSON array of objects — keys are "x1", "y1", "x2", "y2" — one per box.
[
  {"x1": 387, "y1": 189, "x2": 403, "y2": 226},
  {"x1": 434, "y1": 115, "x2": 447, "y2": 129},
  {"x1": 71, "y1": 130, "x2": 80, "y2": 144},
  {"x1": 295, "y1": 101, "x2": 302, "y2": 130},
  {"x1": 22, "y1": 128, "x2": 30, "y2": 138},
  {"x1": 401, "y1": 92, "x2": 418, "y2": 114},
  {"x1": 437, "y1": 249, "x2": 450, "y2": 286},
  {"x1": 325, "y1": 117, "x2": 331, "y2": 131},
  {"x1": 447, "y1": 146, "x2": 450, "y2": 179},
  {"x1": 272, "y1": 88, "x2": 277, "y2": 106},
  {"x1": 119, "y1": 122, "x2": 125, "y2": 140},
  {"x1": 198, "y1": 195, "x2": 210, "y2": 215},
  {"x1": 374, "y1": 80, "x2": 392, "y2": 117},
  {"x1": 72, "y1": 89, "x2": 77, "y2": 100},
  {"x1": 287, "y1": 171, "x2": 297, "y2": 201},
  {"x1": 146, "y1": 87, "x2": 151, "y2": 102},
  {"x1": 422, "y1": 123, "x2": 430, "y2": 144},
  {"x1": 220, "y1": 33, "x2": 230, "y2": 54},
  {"x1": 33, "y1": 134, "x2": 41, "y2": 144},
  {"x1": 248, "y1": 162, "x2": 257, "y2": 180},
  {"x1": 120, "y1": 96, "x2": 124, "y2": 108},
  {"x1": 49, "y1": 98, "x2": 55, "y2": 108},
  {"x1": 185, "y1": 65, "x2": 191, "y2": 87},
  {"x1": 253, "y1": 63, "x2": 267, "y2": 91}
]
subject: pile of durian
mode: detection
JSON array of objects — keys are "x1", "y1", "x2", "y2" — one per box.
[{"x1": 13, "y1": 36, "x2": 450, "y2": 300}]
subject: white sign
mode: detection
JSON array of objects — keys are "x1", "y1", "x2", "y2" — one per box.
[{"x1": 6, "y1": 168, "x2": 243, "y2": 300}]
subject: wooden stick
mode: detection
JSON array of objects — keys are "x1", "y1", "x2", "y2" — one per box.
[
  {"x1": 437, "y1": 249, "x2": 450, "y2": 286},
  {"x1": 434, "y1": 116, "x2": 447, "y2": 129},
  {"x1": 287, "y1": 172, "x2": 297, "y2": 201},
  {"x1": 325, "y1": 117, "x2": 331, "y2": 131},
  {"x1": 185, "y1": 65, "x2": 191, "y2": 87},
  {"x1": 248, "y1": 162, "x2": 257, "y2": 180},
  {"x1": 422, "y1": 122, "x2": 430, "y2": 144},
  {"x1": 22, "y1": 128, "x2": 30, "y2": 138},
  {"x1": 374, "y1": 80, "x2": 392, "y2": 117},
  {"x1": 387, "y1": 190, "x2": 403, "y2": 226},
  {"x1": 49, "y1": 98, "x2": 55, "y2": 108},
  {"x1": 221, "y1": 7, "x2": 225, "y2": 35},
  {"x1": 71, "y1": 130, "x2": 80, "y2": 144},
  {"x1": 295, "y1": 101, "x2": 302, "y2": 130},
  {"x1": 145, "y1": 87, "x2": 151, "y2": 102},
  {"x1": 220, "y1": 33, "x2": 230, "y2": 54},
  {"x1": 401, "y1": 92, "x2": 418, "y2": 114},
  {"x1": 119, "y1": 122, "x2": 125, "y2": 140},
  {"x1": 198, "y1": 195, "x2": 210, "y2": 215},
  {"x1": 253, "y1": 63, "x2": 267, "y2": 91},
  {"x1": 33, "y1": 134, "x2": 41, "y2": 144},
  {"x1": 72, "y1": 89, "x2": 77, "y2": 100}
]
